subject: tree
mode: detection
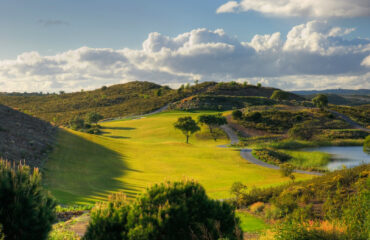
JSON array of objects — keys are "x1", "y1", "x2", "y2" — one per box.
[
  {"x1": 232, "y1": 110, "x2": 243, "y2": 120},
  {"x1": 256, "y1": 83, "x2": 262, "y2": 88},
  {"x1": 174, "y1": 116, "x2": 200, "y2": 143},
  {"x1": 270, "y1": 90, "x2": 289, "y2": 101},
  {"x1": 0, "y1": 160, "x2": 56, "y2": 240},
  {"x1": 288, "y1": 120, "x2": 319, "y2": 140},
  {"x1": 87, "y1": 112, "x2": 104, "y2": 126},
  {"x1": 312, "y1": 94, "x2": 328, "y2": 109},
  {"x1": 69, "y1": 116, "x2": 85, "y2": 130},
  {"x1": 198, "y1": 114, "x2": 227, "y2": 140},
  {"x1": 84, "y1": 181, "x2": 242, "y2": 240}
]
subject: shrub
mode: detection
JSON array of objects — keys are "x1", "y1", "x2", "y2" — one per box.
[
  {"x1": 0, "y1": 160, "x2": 56, "y2": 240},
  {"x1": 83, "y1": 193, "x2": 130, "y2": 240},
  {"x1": 84, "y1": 181, "x2": 242, "y2": 240},
  {"x1": 253, "y1": 149, "x2": 292, "y2": 165},
  {"x1": 232, "y1": 110, "x2": 243, "y2": 120},
  {"x1": 69, "y1": 116, "x2": 85, "y2": 130},
  {"x1": 288, "y1": 120, "x2": 320, "y2": 140},
  {"x1": 249, "y1": 202, "x2": 265, "y2": 214}
]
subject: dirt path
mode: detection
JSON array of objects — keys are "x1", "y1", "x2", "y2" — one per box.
[{"x1": 220, "y1": 125, "x2": 323, "y2": 176}]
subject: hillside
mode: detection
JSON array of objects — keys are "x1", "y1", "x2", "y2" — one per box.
[
  {"x1": 170, "y1": 82, "x2": 303, "y2": 111},
  {"x1": 0, "y1": 104, "x2": 55, "y2": 168},
  {"x1": 0, "y1": 81, "x2": 302, "y2": 125}
]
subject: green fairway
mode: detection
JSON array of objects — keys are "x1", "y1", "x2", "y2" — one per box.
[
  {"x1": 43, "y1": 111, "x2": 313, "y2": 204},
  {"x1": 236, "y1": 211, "x2": 268, "y2": 233}
]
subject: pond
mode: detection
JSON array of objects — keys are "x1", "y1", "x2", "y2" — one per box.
[{"x1": 304, "y1": 146, "x2": 370, "y2": 171}]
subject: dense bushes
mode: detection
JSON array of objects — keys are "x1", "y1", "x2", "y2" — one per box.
[
  {"x1": 0, "y1": 160, "x2": 56, "y2": 240},
  {"x1": 234, "y1": 164, "x2": 369, "y2": 221},
  {"x1": 84, "y1": 181, "x2": 242, "y2": 240},
  {"x1": 288, "y1": 120, "x2": 320, "y2": 140},
  {"x1": 252, "y1": 149, "x2": 292, "y2": 165}
]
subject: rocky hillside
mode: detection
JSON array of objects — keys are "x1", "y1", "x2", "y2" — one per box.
[{"x1": 0, "y1": 104, "x2": 55, "y2": 168}]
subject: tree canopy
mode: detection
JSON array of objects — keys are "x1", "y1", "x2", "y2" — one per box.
[
  {"x1": 87, "y1": 112, "x2": 104, "y2": 125},
  {"x1": 174, "y1": 116, "x2": 200, "y2": 143},
  {"x1": 198, "y1": 114, "x2": 227, "y2": 141},
  {"x1": 312, "y1": 94, "x2": 328, "y2": 109}
]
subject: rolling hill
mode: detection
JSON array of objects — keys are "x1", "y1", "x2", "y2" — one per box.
[
  {"x1": 0, "y1": 81, "x2": 302, "y2": 125},
  {"x1": 0, "y1": 104, "x2": 55, "y2": 168}
]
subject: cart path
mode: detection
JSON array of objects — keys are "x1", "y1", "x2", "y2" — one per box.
[{"x1": 220, "y1": 125, "x2": 323, "y2": 176}]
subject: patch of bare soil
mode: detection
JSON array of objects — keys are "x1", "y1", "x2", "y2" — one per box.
[{"x1": 0, "y1": 104, "x2": 55, "y2": 168}]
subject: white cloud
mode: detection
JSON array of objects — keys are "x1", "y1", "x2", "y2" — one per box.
[
  {"x1": 216, "y1": 0, "x2": 370, "y2": 18},
  {"x1": 0, "y1": 21, "x2": 369, "y2": 92},
  {"x1": 361, "y1": 55, "x2": 370, "y2": 67}
]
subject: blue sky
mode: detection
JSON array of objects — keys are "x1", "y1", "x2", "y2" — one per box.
[{"x1": 0, "y1": 0, "x2": 370, "y2": 91}]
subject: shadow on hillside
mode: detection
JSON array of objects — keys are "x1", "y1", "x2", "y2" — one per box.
[
  {"x1": 43, "y1": 129, "x2": 143, "y2": 204},
  {"x1": 107, "y1": 135, "x2": 131, "y2": 139},
  {"x1": 102, "y1": 126, "x2": 136, "y2": 130}
]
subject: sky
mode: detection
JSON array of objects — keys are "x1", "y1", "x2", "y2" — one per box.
[{"x1": 0, "y1": 0, "x2": 370, "y2": 92}]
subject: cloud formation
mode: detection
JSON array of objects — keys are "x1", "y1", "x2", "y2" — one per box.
[
  {"x1": 0, "y1": 21, "x2": 369, "y2": 92},
  {"x1": 216, "y1": 0, "x2": 370, "y2": 18}
]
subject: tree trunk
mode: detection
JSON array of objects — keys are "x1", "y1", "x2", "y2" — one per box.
[{"x1": 186, "y1": 135, "x2": 189, "y2": 144}]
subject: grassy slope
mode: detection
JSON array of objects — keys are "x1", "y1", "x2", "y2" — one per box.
[{"x1": 43, "y1": 111, "x2": 313, "y2": 204}]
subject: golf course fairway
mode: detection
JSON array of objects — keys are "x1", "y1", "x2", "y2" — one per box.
[{"x1": 43, "y1": 111, "x2": 313, "y2": 204}]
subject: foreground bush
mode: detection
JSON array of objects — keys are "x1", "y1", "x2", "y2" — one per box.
[
  {"x1": 0, "y1": 160, "x2": 56, "y2": 240},
  {"x1": 84, "y1": 180, "x2": 242, "y2": 240}
]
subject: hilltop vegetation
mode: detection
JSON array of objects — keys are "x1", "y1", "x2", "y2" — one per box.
[
  {"x1": 0, "y1": 104, "x2": 55, "y2": 168},
  {"x1": 0, "y1": 81, "x2": 301, "y2": 126}
]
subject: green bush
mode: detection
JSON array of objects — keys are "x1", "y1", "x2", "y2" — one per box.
[
  {"x1": 84, "y1": 181, "x2": 242, "y2": 240},
  {"x1": 288, "y1": 120, "x2": 320, "y2": 140},
  {"x1": 253, "y1": 149, "x2": 292, "y2": 165},
  {"x1": 0, "y1": 160, "x2": 56, "y2": 240},
  {"x1": 232, "y1": 110, "x2": 243, "y2": 120},
  {"x1": 83, "y1": 193, "x2": 130, "y2": 240}
]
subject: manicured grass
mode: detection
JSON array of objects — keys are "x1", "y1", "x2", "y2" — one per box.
[
  {"x1": 43, "y1": 111, "x2": 313, "y2": 204},
  {"x1": 236, "y1": 211, "x2": 268, "y2": 233}
]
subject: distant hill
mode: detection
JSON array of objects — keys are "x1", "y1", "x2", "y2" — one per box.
[
  {"x1": 0, "y1": 81, "x2": 303, "y2": 125},
  {"x1": 292, "y1": 89, "x2": 370, "y2": 106},
  {"x1": 292, "y1": 89, "x2": 370, "y2": 95},
  {"x1": 0, "y1": 104, "x2": 55, "y2": 168}
]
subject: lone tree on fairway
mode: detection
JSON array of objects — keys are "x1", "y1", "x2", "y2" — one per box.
[
  {"x1": 174, "y1": 116, "x2": 200, "y2": 143},
  {"x1": 87, "y1": 112, "x2": 104, "y2": 126},
  {"x1": 312, "y1": 94, "x2": 328, "y2": 109},
  {"x1": 198, "y1": 114, "x2": 227, "y2": 141},
  {"x1": 270, "y1": 90, "x2": 289, "y2": 101}
]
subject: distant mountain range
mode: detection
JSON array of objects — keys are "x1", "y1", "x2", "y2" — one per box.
[{"x1": 292, "y1": 89, "x2": 370, "y2": 95}]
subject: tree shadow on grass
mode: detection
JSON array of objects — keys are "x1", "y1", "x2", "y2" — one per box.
[
  {"x1": 107, "y1": 136, "x2": 131, "y2": 139},
  {"x1": 102, "y1": 126, "x2": 136, "y2": 130},
  {"x1": 42, "y1": 129, "x2": 143, "y2": 204}
]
